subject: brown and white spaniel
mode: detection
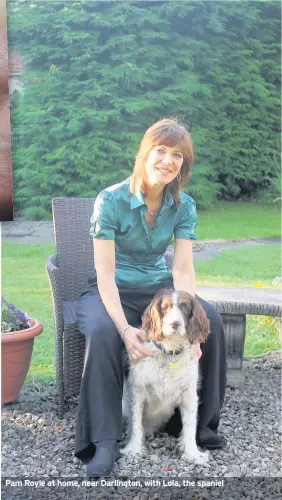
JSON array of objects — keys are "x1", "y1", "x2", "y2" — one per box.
[{"x1": 122, "y1": 289, "x2": 210, "y2": 465}]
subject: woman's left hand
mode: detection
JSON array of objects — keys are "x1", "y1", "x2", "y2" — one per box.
[{"x1": 194, "y1": 343, "x2": 202, "y2": 361}]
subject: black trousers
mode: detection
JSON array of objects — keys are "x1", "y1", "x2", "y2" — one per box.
[{"x1": 75, "y1": 280, "x2": 226, "y2": 463}]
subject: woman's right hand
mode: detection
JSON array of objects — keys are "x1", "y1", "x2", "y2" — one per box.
[{"x1": 123, "y1": 326, "x2": 154, "y2": 362}]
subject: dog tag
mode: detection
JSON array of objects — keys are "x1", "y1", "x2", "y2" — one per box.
[{"x1": 169, "y1": 361, "x2": 180, "y2": 370}]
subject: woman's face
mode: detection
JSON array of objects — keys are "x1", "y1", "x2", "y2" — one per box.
[{"x1": 145, "y1": 144, "x2": 184, "y2": 187}]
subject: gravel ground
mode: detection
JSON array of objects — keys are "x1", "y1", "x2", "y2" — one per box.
[{"x1": 2, "y1": 351, "x2": 281, "y2": 499}]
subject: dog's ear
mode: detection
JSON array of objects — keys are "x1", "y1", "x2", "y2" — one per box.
[
  {"x1": 141, "y1": 298, "x2": 163, "y2": 341},
  {"x1": 186, "y1": 298, "x2": 210, "y2": 344}
]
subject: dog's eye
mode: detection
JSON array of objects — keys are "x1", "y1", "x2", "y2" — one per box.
[{"x1": 161, "y1": 302, "x2": 169, "y2": 312}]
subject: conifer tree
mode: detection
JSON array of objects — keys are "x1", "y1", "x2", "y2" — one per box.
[{"x1": 8, "y1": 1, "x2": 280, "y2": 218}]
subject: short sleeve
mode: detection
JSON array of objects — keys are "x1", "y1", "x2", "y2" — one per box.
[
  {"x1": 174, "y1": 196, "x2": 198, "y2": 240},
  {"x1": 90, "y1": 191, "x2": 117, "y2": 240}
]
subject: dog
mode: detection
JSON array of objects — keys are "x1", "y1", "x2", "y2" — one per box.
[{"x1": 122, "y1": 288, "x2": 210, "y2": 464}]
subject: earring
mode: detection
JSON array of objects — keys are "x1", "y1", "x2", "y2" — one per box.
[{"x1": 177, "y1": 172, "x2": 181, "y2": 182}]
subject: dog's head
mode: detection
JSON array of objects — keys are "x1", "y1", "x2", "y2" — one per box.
[{"x1": 141, "y1": 289, "x2": 210, "y2": 345}]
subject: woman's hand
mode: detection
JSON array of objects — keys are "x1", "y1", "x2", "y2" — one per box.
[
  {"x1": 123, "y1": 326, "x2": 154, "y2": 362},
  {"x1": 194, "y1": 343, "x2": 202, "y2": 361}
]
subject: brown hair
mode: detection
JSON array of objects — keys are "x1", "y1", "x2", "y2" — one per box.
[{"x1": 129, "y1": 118, "x2": 194, "y2": 206}]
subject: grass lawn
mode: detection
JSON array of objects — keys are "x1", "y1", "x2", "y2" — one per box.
[
  {"x1": 195, "y1": 244, "x2": 281, "y2": 287},
  {"x1": 196, "y1": 201, "x2": 281, "y2": 240},
  {"x1": 2, "y1": 237, "x2": 281, "y2": 382},
  {"x1": 195, "y1": 245, "x2": 281, "y2": 358},
  {"x1": 1, "y1": 200, "x2": 281, "y2": 382},
  {"x1": 2, "y1": 242, "x2": 56, "y2": 382}
]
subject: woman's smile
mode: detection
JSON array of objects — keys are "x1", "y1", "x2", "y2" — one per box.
[{"x1": 157, "y1": 166, "x2": 173, "y2": 174}]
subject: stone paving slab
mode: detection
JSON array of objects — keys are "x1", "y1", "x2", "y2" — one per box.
[{"x1": 1, "y1": 219, "x2": 54, "y2": 244}]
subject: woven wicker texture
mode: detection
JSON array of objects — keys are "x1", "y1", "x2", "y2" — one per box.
[
  {"x1": 50, "y1": 198, "x2": 95, "y2": 405},
  {"x1": 52, "y1": 197, "x2": 95, "y2": 300}
]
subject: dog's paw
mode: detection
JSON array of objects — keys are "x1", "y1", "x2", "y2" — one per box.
[
  {"x1": 121, "y1": 443, "x2": 145, "y2": 457},
  {"x1": 182, "y1": 449, "x2": 209, "y2": 465}
]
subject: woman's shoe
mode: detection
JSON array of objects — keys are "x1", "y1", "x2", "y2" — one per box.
[
  {"x1": 196, "y1": 432, "x2": 226, "y2": 449},
  {"x1": 86, "y1": 442, "x2": 121, "y2": 478}
]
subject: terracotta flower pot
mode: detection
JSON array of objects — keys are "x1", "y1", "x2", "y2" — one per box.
[{"x1": 1, "y1": 318, "x2": 43, "y2": 404}]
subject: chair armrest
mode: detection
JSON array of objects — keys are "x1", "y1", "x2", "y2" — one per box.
[
  {"x1": 46, "y1": 254, "x2": 65, "y2": 414},
  {"x1": 46, "y1": 255, "x2": 63, "y2": 336},
  {"x1": 46, "y1": 254, "x2": 58, "y2": 273}
]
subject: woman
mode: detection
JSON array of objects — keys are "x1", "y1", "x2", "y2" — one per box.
[{"x1": 75, "y1": 118, "x2": 226, "y2": 477}]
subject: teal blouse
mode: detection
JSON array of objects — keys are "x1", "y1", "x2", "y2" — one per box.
[{"x1": 90, "y1": 179, "x2": 198, "y2": 288}]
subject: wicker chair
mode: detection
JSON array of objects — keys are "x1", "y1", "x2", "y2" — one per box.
[
  {"x1": 46, "y1": 197, "x2": 281, "y2": 417},
  {"x1": 46, "y1": 198, "x2": 95, "y2": 417}
]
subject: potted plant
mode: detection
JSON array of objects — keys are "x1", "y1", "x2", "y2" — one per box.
[{"x1": 1, "y1": 298, "x2": 43, "y2": 404}]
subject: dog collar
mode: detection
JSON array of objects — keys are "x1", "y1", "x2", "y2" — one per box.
[{"x1": 152, "y1": 341, "x2": 184, "y2": 356}]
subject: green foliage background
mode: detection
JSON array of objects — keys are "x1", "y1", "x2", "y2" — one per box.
[{"x1": 7, "y1": 0, "x2": 281, "y2": 219}]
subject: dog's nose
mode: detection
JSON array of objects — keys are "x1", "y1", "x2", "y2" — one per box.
[{"x1": 171, "y1": 321, "x2": 180, "y2": 329}]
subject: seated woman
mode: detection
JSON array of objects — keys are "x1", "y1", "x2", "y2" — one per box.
[{"x1": 75, "y1": 118, "x2": 226, "y2": 477}]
